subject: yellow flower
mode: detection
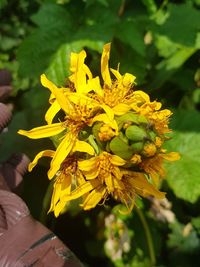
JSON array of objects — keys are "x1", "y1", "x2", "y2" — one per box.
[
  {"x1": 56, "y1": 152, "x2": 165, "y2": 212},
  {"x1": 18, "y1": 74, "x2": 100, "y2": 179},
  {"x1": 18, "y1": 42, "x2": 180, "y2": 215},
  {"x1": 139, "y1": 151, "x2": 180, "y2": 186},
  {"x1": 131, "y1": 100, "x2": 172, "y2": 135},
  {"x1": 87, "y1": 43, "x2": 138, "y2": 116},
  {"x1": 49, "y1": 156, "x2": 85, "y2": 217}
]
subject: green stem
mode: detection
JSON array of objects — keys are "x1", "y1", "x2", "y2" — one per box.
[{"x1": 135, "y1": 207, "x2": 156, "y2": 266}]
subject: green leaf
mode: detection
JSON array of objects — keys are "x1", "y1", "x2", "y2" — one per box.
[
  {"x1": 74, "y1": 3, "x2": 119, "y2": 42},
  {"x1": 111, "y1": 43, "x2": 147, "y2": 84},
  {"x1": 168, "y1": 221, "x2": 199, "y2": 252},
  {"x1": 167, "y1": 220, "x2": 200, "y2": 267},
  {"x1": 31, "y1": 2, "x2": 72, "y2": 29},
  {"x1": 158, "y1": 3, "x2": 200, "y2": 47},
  {"x1": 165, "y1": 110, "x2": 200, "y2": 203},
  {"x1": 45, "y1": 40, "x2": 104, "y2": 85},
  {"x1": 0, "y1": 0, "x2": 8, "y2": 10},
  {"x1": 115, "y1": 19, "x2": 146, "y2": 57},
  {"x1": 149, "y1": 46, "x2": 196, "y2": 89},
  {"x1": 17, "y1": 3, "x2": 73, "y2": 78}
]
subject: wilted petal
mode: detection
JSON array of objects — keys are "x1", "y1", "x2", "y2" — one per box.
[
  {"x1": 128, "y1": 173, "x2": 165, "y2": 199},
  {"x1": 162, "y1": 152, "x2": 180, "y2": 161}
]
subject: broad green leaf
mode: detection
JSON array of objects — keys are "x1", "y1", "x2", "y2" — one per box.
[
  {"x1": 149, "y1": 46, "x2": 197, "y2": 89},
  {"x1": 17, "y1": 3, "x2": 73, "y2": 78},
  {"x1": 74, "y1": 3, "x2": 119, "y2": 42},
  {"x1": 168, "y1": 221, "x2": 200, "y2": 252},
  {"x1": 158, "y1": 3, "x2": 200, "y2": 47},
  {"x1": 45, "y1": 40, "x2": 104, "y2": 85},
  {"x1": 155, "y1": 35, "x2": 178, "y2": 58},
  {"x1": 165, "y1": 110, "x2": 200, "y2": 203},
  {"x1": 115, "y1": 19, "x2": 146, "y2": 57},
  {"x1": 0, "y1": 0, "x2": 8, "y2": 9},
  {"x1": 31, "y1": 3, "x2": 72, "y2": 29}
]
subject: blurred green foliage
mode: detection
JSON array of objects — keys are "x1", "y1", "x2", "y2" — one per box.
[{"x1": 0, "y1": 0, "x2": 200, "y2": 266}]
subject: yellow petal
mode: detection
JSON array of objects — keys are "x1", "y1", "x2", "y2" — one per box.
[
  {"x1": 83, "y1": 64, "x2": 93, "y2": 80},
  {"x1": 28, "y1": 150, "x2": 55, "y2": 171},
  {"x1": 49, "y1": 93, "x2": 56, "y2": 104},
  {"x1": 113, "y1": 177, "x2": 125, "y2": 190},
  {"x1": 49, "y1": 182, "x2": 61, "y2": 213},
  {"x1": 63, "y1": 180, "x2": 99, "y2": 202},
  {"x1": 72, "y1": 139, "x2": 95, "y2": 155},
  {"x1": 162, "y1": 152, "x2": 180, "y2": 161},
  {"x1": 111, "y1": 166, "x2": 123, "y2": 180},
  {"x1": 132, "y1": 90, "x2": 150, "y2": 102},
  {"x1": 67, "y1": 92, "x2": 99, "y2": 108},
  {"x1": 87, "y1": 77, "x2": 104, "y2": 96},
  {"x1": 41, "y1": 74, "x2": 71, "y2": 114},
  {"x1": 101, "y1": 43, "x2": 112, "y2": 87},
  {"x1": 45, "y1": 100, "x2": 61, "y2": 124},
  {"x1": 105, "y1": 173, "x2": 114, "y2": 192},
  {"x1": 18, "y1": 123, "x2": 65, "y2": 139},
  {"x1": 78, "y1": 157, "x2": 97, "y2": 171},
  {"x1": 71, "y1": 50, "x2": 89, "y2": 94},
  {"x1": 83, "y1": 168, "x2": 99, "y2": 180},
  {"x1": 92, "y1": 113, "x2": 118, "y2": 132},
  {"x1": 112, "y1": 103, "x2": 130, "y2": 115},
  {"x1": 54, "y1": 199, "x2": 67, "y2": 217},
  {"x1": 70, "y1": 52, "x2": 79, "y2": 73},
  {"x1": 48, "y1": 132, "x2": 76, "y2": 179},
  {"x1": 60, "y1": 175, "x2": 72, "y2": 197},
  {"x1": 82, "y1": 185, "x2": 106, "y2": 210},
  {"x1": 110, "y1": 154, "x2": 126, "y2": 166},
  {"x1": 110, "y1": 68, "x2": 122, "y2": 80},
  {"x1": 122, "y1": 73, "x2": 136, "y2": 87},
  {"x1": 101, "y1": 104, "x2": 114, "y2": 121}
]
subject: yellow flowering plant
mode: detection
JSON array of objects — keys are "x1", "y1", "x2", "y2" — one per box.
[{"x1": 18, "y1": 43, "x2": 180, "y2": 217}]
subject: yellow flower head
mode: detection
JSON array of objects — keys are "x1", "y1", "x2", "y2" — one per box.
[{"x1": 18, "y1": 43, "x2": 179, "y2": 216}]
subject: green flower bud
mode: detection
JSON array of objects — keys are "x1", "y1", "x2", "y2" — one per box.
[
  {"x1": 125, "y1": 125, "x2": 147, "y2": 142},
  {"x1": 130, "y1": 141, "x2": 144, "y2": 153},
  {"x1": 109, "y1": 136, "x2": 133, "y2": 160}
]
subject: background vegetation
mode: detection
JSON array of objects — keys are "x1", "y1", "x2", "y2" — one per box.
[{"x1": 0, "y1": 0, "x2": 200, "y2": 266}]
